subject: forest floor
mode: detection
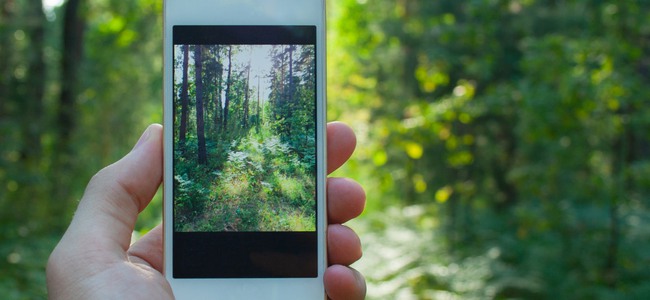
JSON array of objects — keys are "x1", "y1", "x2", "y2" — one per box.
[{"x1": 175, "y1": 127, "x2": 316, "y2": 232}]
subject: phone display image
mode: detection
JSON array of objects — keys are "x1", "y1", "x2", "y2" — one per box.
[
  {"x1": 173, "y1": 41, "x2": 316, "y2": 233},
  {"x1": 169, "y1": 26, "x2": 321, "y2": 279}
]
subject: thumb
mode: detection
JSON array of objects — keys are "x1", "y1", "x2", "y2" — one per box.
[{"x1": 65, "y1": 124, "x2": 163, "y2": 253}]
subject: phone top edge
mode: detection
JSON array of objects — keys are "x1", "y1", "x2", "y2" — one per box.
[{"x1": 164, "y1": 0, "x2": 325, "y2": 27}]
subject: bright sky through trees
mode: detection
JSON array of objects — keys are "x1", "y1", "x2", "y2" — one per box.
[
  {"x1": 42, "y1": 0, "x2": 64, "y2": 11},
  {"x1": 173, "y1": 45, "x2": 274, "y2": 108}
]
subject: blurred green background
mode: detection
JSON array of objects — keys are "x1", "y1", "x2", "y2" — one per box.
[{"x1": 2, "y1": 0, "x2": 650, "y2": 299}]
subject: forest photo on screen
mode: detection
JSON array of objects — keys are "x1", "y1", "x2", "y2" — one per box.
[{"x1": 172, "y1": 44, "x2": 317, "y2": 233}]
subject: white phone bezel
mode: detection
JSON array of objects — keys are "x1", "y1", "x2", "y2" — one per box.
[{"x1": 162, "y1": 1, "x2": 327, "y2": 299}]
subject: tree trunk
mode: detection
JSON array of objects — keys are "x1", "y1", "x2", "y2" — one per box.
[
  {"x1": 223, "y1": 45, "x2": 232, "y2": 131},
  {"x1": 279, "y1": 47, "x2": 286, "y2": 107},
  {"x1": 214, "y1": 46, "x2": 222, "y2": 132},
  {"x1": 52, "y1": 0, "x2": 85, "y2": 228},
  {"x1": 257, "y1": 74, "x2": 261, "y2": 127},
  {"x1": 14, "y1": 0, "x2": 47, "y2": 176},
  {"x1": 243, "y1": 59, "x2": 251, "y2": 129},
  {"x1": 0, "y1": 0, "x2": 16, "y2": 116},
  {"x1": 21, "y1": 0, "x2": 46, "y2": 167},
  {"x1": 288, "y1": 45, "x2": 294, "y2": 104},
  {"x1": 179, "y1": 45, "x2": 189, "y2": 145},
  {"x1": 286, "y1": 45, "x2": 294, "y2": 133},
  {"x1": 194, "y1": 45, "x2": 207, "y2": 165},
  {"x1": 57, "y1": 0, "x2": 84, "y2": 149}
]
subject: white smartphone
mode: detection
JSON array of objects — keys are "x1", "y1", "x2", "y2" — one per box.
[{"x1": 162, "y1": 0, "x2": 327, "y2": 299}]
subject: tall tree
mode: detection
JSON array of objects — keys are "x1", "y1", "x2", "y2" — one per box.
[
  {"x1": 243, "y1": 56, "x2": 251, "y2": 129},
  {"x1": 268, "y1": 45, "x2": 287, "y2": 122},
  {"x1": 279, "y1": 46, "x2": 286, "y2": 108},
  {"x1": 51, "y1": 0, "x2": 86, "y2": 227},
  {"x1": 179, "y1": 44, "x2": 189, "y2": 144},
  {"x1": 213, "y1": 45, "x2": 223, "y2": 132},
  {"x1": 0, "y1": 0, "x2": 15, "y2": 115},
  {"x1": 256, "y1": 74, "x2": 261, "y2": 127},
  {"x1": 194, "y1": 45, "x2": 207, "y2": 165},
  {"x1": 20, "y1": 0, "x2": 46, "y2": 167},
  {"x1": 287, "y1": 45, "x2": 294, "y2": 102},
  {"x1": 286, "y1": 45, "x2": 294, "y2": 129},
  {"x1": 57, "y1": 0, "x2": 84, "y2": 150},
  {"x1": 222, "y1": 45, "x2": 232, "y2": 131}
]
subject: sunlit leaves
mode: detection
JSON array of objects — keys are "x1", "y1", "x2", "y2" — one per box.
[
  {"x1": 415, "y1": 63, "x2": 449, "y2": 93},
  {"x1": 434, "y1": 186, "x2": 453, "y2": 204},
  {"x1": 412, "y1": 174, "x2": 427, "y2": 194},
  {"x1": 330, "y1": 0, "x2": 650, "y2": 298},
  {"x1": 448, "y1": 151, "x2": 473, "y2": 167},
  {"x1": 404, "y1": 142, "x2": 423, "y2": 160},
  {"x1": 372, "y1": 150, "x2": 388, "y2": 166}
]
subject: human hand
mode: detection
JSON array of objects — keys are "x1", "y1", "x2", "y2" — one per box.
[{"x1": 46, "y1": 122, "x2": 366, "y2": 300}]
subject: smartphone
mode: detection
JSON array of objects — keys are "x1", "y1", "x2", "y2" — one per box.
[{"x1": 162, "y1": 0, "x2": 326, "y2": 298}]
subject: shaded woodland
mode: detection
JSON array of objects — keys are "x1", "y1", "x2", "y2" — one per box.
[
  {"x1": 329, "y1": 0, "x2": 650, "y2": 298},
  {"x1": 2, "y1": 0, "x2": 650, "y2": 298},
  {"x1": 1, "y1": 1, "x2": 162, "y2": 297},
  {"x1": 172, "y1": 44, "x2": 317, "y2": 232}
]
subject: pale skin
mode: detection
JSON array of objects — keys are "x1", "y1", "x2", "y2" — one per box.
[{"x1": 46, "y1": 122, "x2": 367, "y2": 300}]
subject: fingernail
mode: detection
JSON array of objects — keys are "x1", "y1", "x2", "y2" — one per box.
[{"x1": 132, "y1": 126, "x2": 152, "y2": 152}]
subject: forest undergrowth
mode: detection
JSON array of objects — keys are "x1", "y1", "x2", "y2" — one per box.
[{"x1": 174, "y1": 126, "x2": 315, "y2": 232}]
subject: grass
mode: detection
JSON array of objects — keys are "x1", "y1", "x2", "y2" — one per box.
[{"x1": 175, "y1": 127, "x2": 316, "y2": 232}]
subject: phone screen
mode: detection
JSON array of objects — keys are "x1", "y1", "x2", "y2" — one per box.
[{"x1": 172, "y1": 26, "x2": 319, "y2": 278}]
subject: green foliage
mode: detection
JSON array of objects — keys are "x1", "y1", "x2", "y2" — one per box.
[
  {"x1": 175, "y1": 128, "x2": 315, "y2": 232},
  {"x1": 330, "y1": 0, "x2": 650, "y2": 298},
  {"x1": 4, "y1": 0, "x2": 650, "y2": 298},
  {"x1": 174, "y1": 173, "x2": 210, "y2": 219},
  {"x1": 354, "y1": 206, "x2": 519, "y2": 299},
  {"x1": 1, "y1": 0, "x2": 162, "y2": 298},
  {"x1": 172, "y1": 43, "x2": 317, "y2": 232},
  {"x1": 0, "y1": 230, "x2": 58, "y2": 300},
  {"x1": 268, "y1": 45, "x2": 317, "y2": 153}
]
